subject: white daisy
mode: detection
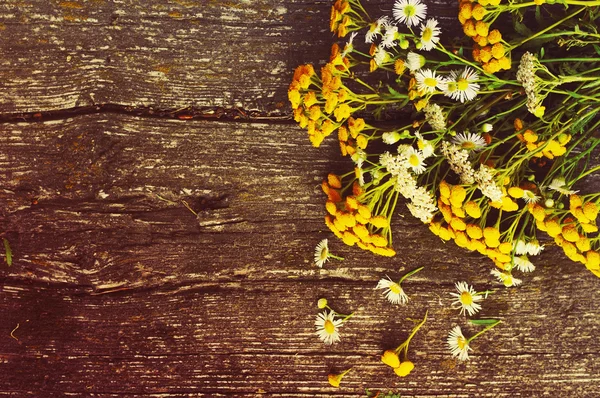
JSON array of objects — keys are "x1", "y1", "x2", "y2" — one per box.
[
  {"x1": 374, "y1": 44, "x2": 390, "y2": 66},
  {"x1": 415, "y1": 132, "x2": 435, "y2": 158},
  {"x1": 341, "y1": 32, "x2": 358, "y2": 57},
  {"x1": 447, "y1": 326, "x2": 472, "y2": 361},
  {"x1": 444, "y1": 67, "x2": 480, "y2": 103},
  {"x1": 393, "y1": 0, "x2": 427, "y2": 27},
  {"x1": 525, "y1": 240, "x2": 544, "y2": 256},
  {"x1": 491, "y1": 269, "x2": 522, "y2": 287},
  {"x1": 450, "y1": 281, "x2": 483, "y2": 316},
  {"x1": 522, "y1": 189, "x2": 540, "y2": 204},
  {"x1": 314, "y1": 239, "x2": 330, "y2": 267},
  {"x1": 381, "y1": 25, "x2": 399, "y2": 48},
  {"x1": 382, "y1": 131, "x2": 403, "y2": 145},
  {"x1": 365, "y1": 16, "x2": 390, "y2": 43},
  {"x1": 315, "y1": 310, "x2": 343, "y2": 345},
  {"x1": 376, "y1": 277, "x2": 409, "y2": 305},
  {"x1": 514, "y1": 255, "x2": 536, "y2": 272},
  {"x1": 547, "y1": 177, "x2": 578, "y2": 195},
  {"x1": 451, "y1": 132, "x2": 487, "y2": 151},
  {"x1": 415, "y1": 68, "x2": 447, "y2": 94},
  {"x1": 404, "y1": 147, "x2": 427, "y2": 174},
  {"x1": 419, "y1": 18, "x2": 441, "y2": 51},
  {"x1": 406, "y1": 52, "x2": 425, "y2": 71},
  {"x1": 514, "y1": 239, "x2": 528, "y2": 256}
]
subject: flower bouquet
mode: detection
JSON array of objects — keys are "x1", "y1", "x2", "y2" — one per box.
[{"x1": 289, "y1": 0, "x2": 600, "y2": 286}]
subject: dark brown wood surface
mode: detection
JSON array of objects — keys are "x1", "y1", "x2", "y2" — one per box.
[{"x1": 1, "y1": 1, "x2": 599, "y2": 397}]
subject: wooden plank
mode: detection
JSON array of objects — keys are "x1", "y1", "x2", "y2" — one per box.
[
  {"x1": 0, "y1": 278, "x2": 598, "y2": 397},
  {"x1": 0, "y1": 0, "x2": 456, "y2": 114},
  {"x1": 0, "y1": 115, "x2": 599, "y2": 396}
]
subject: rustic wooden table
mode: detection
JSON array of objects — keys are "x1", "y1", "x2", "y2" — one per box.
[{"x1": 0, "y1": 1, "x2": 598, "y2": 397}]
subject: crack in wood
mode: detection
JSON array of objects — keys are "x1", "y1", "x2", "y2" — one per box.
[{"x1": 0, "y1": 104, "x2": 293, "y2": 124}]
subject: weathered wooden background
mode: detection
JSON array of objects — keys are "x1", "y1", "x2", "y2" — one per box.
[{"x1": 0, "y1": 1, "x2": 598, "y2": 397}]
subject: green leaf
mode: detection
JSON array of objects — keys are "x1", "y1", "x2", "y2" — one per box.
[
  {"x1": 539, "y1": 47, "x2": 545, "y2": 59},
  {"x1": 3, "y1": 238, "x2": 12, "y2": 266},
  {"x1": 513, "y1": 20, "x2": 533, "y2": 37},
  {"x1": 470, "y1": 319, "x2": 500, "y2": 325},
  {"x1": 565, "y1": 90, "x2": 584, "y2": 99},
  {"x1": 387, "y1": 85, "x2": 403, "y2": 98},
  {"x1": 593, "y1": 44, "x2": 600, "y2": 56}
]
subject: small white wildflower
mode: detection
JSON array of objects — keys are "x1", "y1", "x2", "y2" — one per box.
[
  {"x1": 419, "y1": 18, "x2": 441, "y2": 51},
  {"x1": 315, "y1": 310, "x2": 343, "y2": 345},
  {"x1": 491, "y1": 269, "x2": 522, "y2": 287},
  {"x1": 451, "y1": 132, "x2": 487, "y2": 152},
  {"x1": 444, "y1": 67, "x2": 480, "y2": 103},
  {"x1": 514, "y1": 255, "x2": 536, "y2": 273},
  {"x1": 376, "y1": 277, "x2": 409, "y2": 305},
  {"x1": 393, "y1": 0, "x2": 427, "y2": 27},
  {"x1": 381, "y1": 25, "x2": 399, "y2": 49},
  {"x1": 415, "y1": 132, "x2": 435, "y2": 158},
  {"x1": 547, "y1": 177, "x2": 578, "y2": 195},
  {"x1": 415, "y1": 68, "x2": 447, "y2": 93},
  {"x1": 447, "y1": 326, "x2": 472, "y2": 361},
  {"x1": 450, "y1": 281, "x2": 483, "y2": 316},
  {"x1": 404, "y1": 147, "x2": 427, "y2": 174},
  {"x1": 406, "y1": 51, "x2": 426, "y2": 71},
  {"x1": 365, "y1": 16, "x2": 390, "y2": 43}
]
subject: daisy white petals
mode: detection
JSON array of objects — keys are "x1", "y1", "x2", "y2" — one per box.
[
  {"x1": 404, "y1": 147, "x2": 427, "y2": 174},
  {"x1": 381, "y1": 25, "x2": 399, "y2": 49},
  {"x1": 514, "y1": 255, "x2": 536, "y2": 273},
  {"x1": 315, "y1": 310, "x2": 343, "y2": 345},
  {"x1": 451, "y1": 132, "x2": 487, "y2": 152},
  {"x1": 491, "y1": 269, "x2": 522, "y2": 287},
  {"x1": 406, "y1": 52, "x2": 425, "y2": 71},
  {"x1": 444, "y1": 67, "x2": 480, "y2": 103},
  {"x1": 415, "y1": 69, "x2": 447, "y2": 93},
  {"x1": 419, "y1": 18, "x2": 441, "y2": 51},
  {"x1": 365, "y1": 16, "x2": 390, "y2": 43},
  {"x1": 393, "y1": 0, "x2": 427, "y2": 27},
  {"x1": 314, "y1": 239, "x2": 330, "y2": 268},
  {"x1": 447, "y1": 326, "x2": 472, "y2": 361},
  {"x1": 547, "y1": 177, "x2": 578, "y2": 195},
  {"x1": 450, "y1": 281, "x2": 483, "y2": 316},
  {"x1": 376, "y1": 277, "x2": 409, "y2": 305}
]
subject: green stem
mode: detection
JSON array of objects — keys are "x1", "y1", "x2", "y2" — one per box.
[{"x1": 467, "y1": 320, "x2": 502, "y2": 343}]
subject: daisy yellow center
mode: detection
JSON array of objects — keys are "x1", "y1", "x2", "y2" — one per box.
[
  {"x1": 457, "y1": 78, "x2": 469, "y2": 91},
  {"x1": 461, "y1": 141, "x2": 476, "y2": 150},
  {"x1": 409, "y1": 154, "x2": 421, "y2": 166},
  {"x1": 319, "y1": 248, "x2": 329, "y2": 261},
  {"x1": 446, "y1": 81, "x2": 457, "y2": 92},
  {"x1": 389, "y1": 283, "x2": 402, "y2": 294},
  {"x1": 324, "y1": 320, "x2": 335, "y2": 334},
  {"x1": 422, "y1": 28, "x2": 432, "y2": 42},
  {"x1": 457, "y1": 336, "x2": 467, "y2": 349},
  {"x1": 460, "y1": 291, "x2": 473, "y2": 305},
  {"x1": 404, "y1": 5, "x2": 416, "y2": 17},
  {"x1": 424, "y1": 77, "x2": 437, "y2": 87}
]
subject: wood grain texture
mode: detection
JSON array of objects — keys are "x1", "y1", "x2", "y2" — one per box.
[
  {"x1": 1, "y1": 115, "x2": 599, "y2": 397},
  {"x1": 0, "y1": 0, "x2": 458, "y2": 114}
]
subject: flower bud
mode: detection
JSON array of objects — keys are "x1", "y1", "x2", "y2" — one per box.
[
  {"x1": 482, "y1": 123, "x2": 493, "y2": 133},
  {"x1": 317, "y1": 298, "x2": 328, "y2": 309},
  {"x1": 545, "y1": 198, "x2": 555, "y2": 208}
]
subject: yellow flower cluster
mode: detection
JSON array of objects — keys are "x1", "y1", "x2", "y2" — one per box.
[
  {"x1": 337, "y1": 117, "x2": 368, "y2": 156},
  {"x1": 288, "y1": 57, "x2": 355, "y2": 147},
  {"x1": 429, "y1": 180, "x2": 516, "y2": 270},
  {"x1": 322, "y1": 173, "x2": 396, "y2": 257},
  {"x1": 381, "y1": 350, "x2": 414, "y2": 377},
  {"x1": 535, "y1": 196, "x2": 600, "y2": 276},
  {"x1": 330, "y1": 0, "x2": 353, "y2": 38},
  {"x1": 458, "y1": 0, "x2": 511, "y2": 74}
]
